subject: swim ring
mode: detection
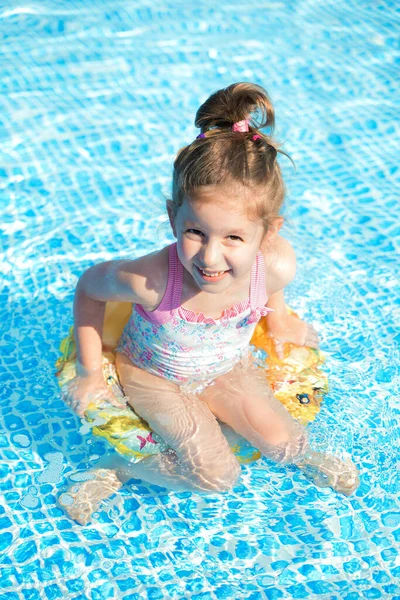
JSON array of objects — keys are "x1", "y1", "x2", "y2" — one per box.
[{"x1": 56, "y1": 302, "x2": 328, "y2": 465}]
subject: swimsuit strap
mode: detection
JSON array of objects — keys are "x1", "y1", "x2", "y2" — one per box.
[
  {"x1": 166, "y1": 244, "x2": 266, "y2": 312},
  {"x1": 169, "y1": 243, "x2": 184, "y2": 309},
  {"x1": 142, "y1": 244, "x2": 266, "y2": 324},
  {"x1": 250, "y1": 251, "x2": 268, "y2": 311},
  {"x1": 135, "y1": 243, "x2": 182, "y2": 324},
  {"x1": 151, "y1": 243, "x2": 183, "y2": 313}
]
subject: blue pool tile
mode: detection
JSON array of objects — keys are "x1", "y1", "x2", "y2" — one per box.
[
  {"x1": 111, "y1": 562, "x2": 131, "y2": 578},
  {"x1": 0, "y1": 465, "x2": 10, "y2": 479},
  {"x1": 0, "y1": 516, "x2": 12, "y2": 531},
  {"x1": 44, "y1": 585, "x2": 63, "y2": 600},
  {"x1": 264, "y1": 589, "x2": 285, "y2": 599},
  {"x1": 382, "y1": 584, "x2": 400, "y2": 596},
  {"x1": 91, "y1": 583, "x2": 116, "y2": 600},
  {"x1": 381, "y1": 547, "x2": 397, "y2": 562},
  {"x1": 88, "y1": 569, "x2": 108, "y2": 583},
  {"x1": 13, "y1": 540, "x2": 37, "y2": 563},
  {"x1": 66, "y1": 579, "x2": 84, "y2": 593},
  {"x1": 145, "y1": 588, "x2": 164, "y2": 600},
  {"x1": 56, "y1": 560, "x2": 76, "y2": 577},
  {"x1": 40, "y1": 535, "x2": 61, "y2": 549},
  {"x1": 148, "y1": 552, "x2": 168, "y2": 568},
  {"x1": 363, "y1": 589, "x2": 383, "y2": 599},
  {"x1": 286, "y1": 584, "x2": 310, "y2": 599},
  {"x1": 307, "y1": 580, "x2": 335, "y2": 594},
  {"x1": 82, "y1": 529, "x2": 102, "y2": 541},
  {"x1": 37, "y1": 567, "x2": 56, "y2": 583},
  {"x1": 4, "y1": 415, "x2": 24, "y2": 431},
  {"x1": 19, "y1": 527, "x2": 34, "y2": 539},
  {"x1": 59, "y1": 530, "x2": 80, "y2": 543},
  {"x1": 183, "y1": 576, "x2": 205, "y2": 593},
  {"x1": 55, "y1": 518, "x2": 73, "y2": 530},
  {"x1": 116, "y1": 577, "x2": 138, "y2": 592},
  {"x1": 34, "y1": 522, "x2": 54, "y2": 534},
  {"x1": 235, "y1": 540, "x2": 257, "y2": 559},
  {"x1": 21, "y1": 590, "x2": 41, "y2": 600}
]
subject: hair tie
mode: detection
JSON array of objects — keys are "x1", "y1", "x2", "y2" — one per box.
[
  {"x1": 232, "y1": 120, "x2": 249, "y2": 133},
  {"x1": 196, "y1": 132, "x2": 206, "y2": 139},
  {"x1": 252, "y1": 134, "x2": 262, "y2": 141}
]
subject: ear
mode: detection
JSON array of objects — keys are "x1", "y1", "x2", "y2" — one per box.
[
  {"x1": 264, "y1": 217, "x2": 284, "y2": 242},
  {"x1": 166, "y1": 200, "x2": 177, "y2": 237}
]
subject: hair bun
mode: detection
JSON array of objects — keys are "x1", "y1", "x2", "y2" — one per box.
[{"x1": 194, "y1": 82, "x2": 275, "y2": 133}]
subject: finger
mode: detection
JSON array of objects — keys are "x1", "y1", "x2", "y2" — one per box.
[
  {"x1": 108, "y1": 400, "x2": 127, "y2": 409},
  {"x1": 273, "y1": 338, "x2": 285, "y2": 359},
  {"x1": 304, "y1": 333, "x2": 319, "y2": 349},
  {"x1": 305, "y1": 328, "x2": 318, "y2": 342},
  {"x1": 305, "y1": 325, "x2": 317, "y2": 337},
  {"x1": 304, "y1": 325, "x2": 319, "y2": 347},
  {"x1": 108, "y1": 395, "x2": 128, "y2": 409}
]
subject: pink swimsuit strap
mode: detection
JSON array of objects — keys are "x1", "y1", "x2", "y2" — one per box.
[{"x1": 135, "y1": 243, "x2": 267, "y2": 325}]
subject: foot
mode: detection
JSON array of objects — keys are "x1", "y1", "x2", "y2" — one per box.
[
  {"x1": 297, "y1": 451, "x2": 359, "y2": 496},
  {"x1": 59, "y1": 469, "x2": 122, "y2": 525}
]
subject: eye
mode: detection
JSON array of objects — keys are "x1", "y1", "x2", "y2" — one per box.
[
  {"x1": 186, "y1": 228, "x2": 203, "y2": 236},
  {"x1": 227, "y1": 235, "x2": 243, "y2": 241}
]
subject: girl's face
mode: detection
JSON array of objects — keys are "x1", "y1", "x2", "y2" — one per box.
[{"x1": 171, "y1": 185, "x2": 269, "y2": 295}]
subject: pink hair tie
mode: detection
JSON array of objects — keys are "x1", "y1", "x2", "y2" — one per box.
[
  {"x1": 252, "y1": 134, "x2": 262, "y2": 141},
  {"x1": 232, "y1": 120, "x2": 249, "y2": 133}
]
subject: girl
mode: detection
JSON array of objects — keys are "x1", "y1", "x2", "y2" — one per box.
[{"x1": 62, "y1": 82, "x2": 359, "y2": 525}]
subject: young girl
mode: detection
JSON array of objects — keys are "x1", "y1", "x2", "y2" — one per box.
[{"x1": 62, "y1": 82, "x2": 359, "y2": 524}]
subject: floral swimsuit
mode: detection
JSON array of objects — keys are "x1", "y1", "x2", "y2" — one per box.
[{"x1": 117, "y1": 243, "x2": 272, "y2": 392}]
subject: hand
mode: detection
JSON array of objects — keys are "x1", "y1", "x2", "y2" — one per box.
[
  {"x1": 63, "y1": 370, "x2": 127, "y2": 417},
  {"x1": 268, "y1": 313, "x2": 319, "y2": 354}
]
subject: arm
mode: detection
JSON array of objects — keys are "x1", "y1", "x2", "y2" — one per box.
[
  {"x1": 263, "y1": 237, "x2": 319, "y2": 348},
  {"x1": 74, "y1": 252, "x2": 166, "y2": 374},
  {"x1": 66, "y1": 251, "x2": 167, "y2": 414}
]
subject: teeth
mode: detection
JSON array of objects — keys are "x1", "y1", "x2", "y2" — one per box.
[{"x1": 201, "y1": 269, "x2": 225, "y2": 277}]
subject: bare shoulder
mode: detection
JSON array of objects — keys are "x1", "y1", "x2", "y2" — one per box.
[
  {"x1": 79, "y1": 245, "x2": 170, "y2": 307},
  {"x1": 261, "y1": 235, "x2": 297, "y2": 296},
  {"x1": 122, "y1": 245, "x2": 170, "y2": 309}
]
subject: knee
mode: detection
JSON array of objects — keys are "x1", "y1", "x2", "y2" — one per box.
[
  {"x1": 193, "y1": 454, "x2": 241, "y2": 493},
  {"x1": 266, "y1": 428, "x2": 309, "y2": 465}
]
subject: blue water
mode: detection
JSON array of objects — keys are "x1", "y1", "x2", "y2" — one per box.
[{"x1": 1, "y1": 1, "x2": 399, "y2": 598}]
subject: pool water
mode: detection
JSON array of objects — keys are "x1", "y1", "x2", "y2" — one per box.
[{"x1": 1, "y1": 1, "x2": 399, "y2": 599}]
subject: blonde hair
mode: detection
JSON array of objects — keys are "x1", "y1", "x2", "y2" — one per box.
[{"x1": 171, "y1": 82, "x2": 289, "y2": 230}]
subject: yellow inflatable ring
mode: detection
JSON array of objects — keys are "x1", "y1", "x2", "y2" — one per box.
[{"x1": 56, "y1": 303, "x2": 328, "y2": 465}]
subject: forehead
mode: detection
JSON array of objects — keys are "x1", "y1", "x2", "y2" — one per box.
[
  {"x1": 187, "y1": 184, "x2": 250, "y2": 207},
  {"x1": 180, "y1": 185, "x2": 261, "y2": 231}
]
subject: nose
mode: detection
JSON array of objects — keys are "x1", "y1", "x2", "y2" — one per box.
[{"x1": 200, "y1": 240, "x2": 222, "y2": 268}]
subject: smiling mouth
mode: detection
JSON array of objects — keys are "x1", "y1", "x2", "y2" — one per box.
[{"x1": 195, "y1": 266, "x2": 230, "y2": 279}]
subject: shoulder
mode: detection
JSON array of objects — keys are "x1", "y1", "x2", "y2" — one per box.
[
  {"x1": 79, "y1": 245, "x2": 171, "y2": 307},
  {"x1": 92, "y1": 245, "x2": 170, "y2": 309},
  {"x1": 260, "y1": 235, "x2": 296, "y2": 296},
  {"x1": 123, "y1": 245, "x2": 170, "y2": 309}
]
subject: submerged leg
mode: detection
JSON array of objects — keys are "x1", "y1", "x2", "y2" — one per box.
[
  {"x1": 202, "y1": 356, "x2": 359, "y2": 495},
  {"x1": 59, "y1": 353, "x2": 241, "y2": 525},
  {"x1": 112, "y1": 352, "x2": 240, "y2": 493}
]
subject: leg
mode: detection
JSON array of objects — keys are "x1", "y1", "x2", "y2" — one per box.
[
  {"x1": 201, "y1": 356, "x2": 359, "y2": 495},
  {"x1": 61, "y1": 353, "x2": 241, "y2": 525},
  {"x1": 111, "y1": 352, "x2": 240, "y2": 493}
]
